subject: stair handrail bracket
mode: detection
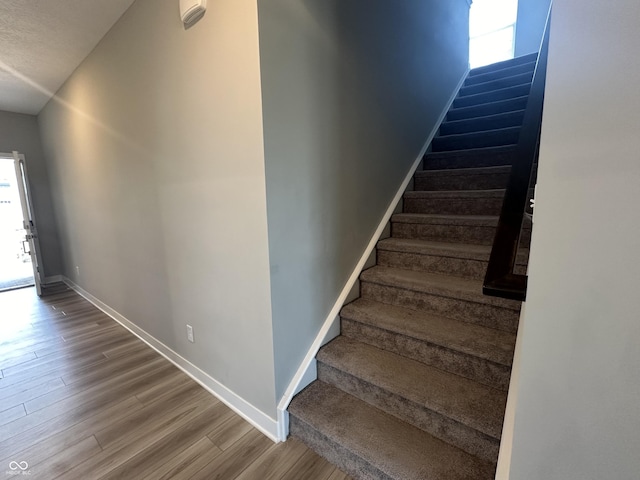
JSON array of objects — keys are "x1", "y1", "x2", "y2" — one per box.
[{"x1": 483, "y1": 3, "x2": 553, "y2": 301}]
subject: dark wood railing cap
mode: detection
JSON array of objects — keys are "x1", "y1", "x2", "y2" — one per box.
[{"x1": 483, "y1": 3, "x2": 553, "y2": 301}]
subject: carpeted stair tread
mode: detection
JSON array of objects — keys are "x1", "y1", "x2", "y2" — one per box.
[
  {"x1": 391, "y1": 213, "x2": 531, "y2": 231},
  {"x1": 440, "y1": 110, "x2": 525, "y2": 136},
  {"x1": 391, "y1": 213, "x2": 532, "y2": 248},
  {"x1": 468, "y1": 53, "x2": 538, "y2": 77},
  {"x1": 404, "y1": 189, "x2": 505, "y2": 200},
  {"x1": 465, "y1": 61, "x2": 536, "y2": 86},
  {"x1": 402, "y1": 189, "x2": 505, "y2": 216},
  {"x1": 376, "y1": 237, "x2": 529, "y2": 281},
  {"x1": 459, "y1": 72, "x2": 534, "y2": 97},
  {"x1": 318, "y1": 337, "x2": 507, "y2": 439},
  {"x1": 392, "y1": 213, "x2": 499, "y2": 226},
  {"x1": 435, "y1": 127, "x2": 520, "y2": 143},
  {"x1": 414, "y1": 166, "x2": 511, "y2": 191},
  {"x1": 426, "y1": 145, "x2": 516, "y2": 159},
  {"x1": 423, "y1": 145, "x2": 516, "y2": 169},
  {"x1": 379, "y1": 238, "x2": 492, "y2": 257},
  {"x1": 453, "y1": 84, "x2": 531, "y2": 109},
  {"x1": 416, "y1": 165, "x2": 511, "y2": 179},
  {"x1": 341, "y1": 297, "x2": 516, "y2": 366},
  {"x1": 432, "y1": 126, "x2": 520, "y2": 152},
  {"x1": 416, "y1": 166, "x2": 511, "y2": 178},
  {"x1": 360, "y1": 266, "x2": 520, "y2": 310},
  {"x1": 377, "y1": 237, "x2": 529, "y2": 266},
  {"x1": 446, "y1": 97, "x2": 529, "y2": 122},
  {"x1": 289, "y1": 381, "x2": 496, "y2": 480},
  {"x1": 390, "y1": 212, "x2": 500, "y2": 246}
]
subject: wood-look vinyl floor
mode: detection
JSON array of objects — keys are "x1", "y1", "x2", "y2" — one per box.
[{"x1": 0, "y1": 285, "x2": 349, "y2": 480}]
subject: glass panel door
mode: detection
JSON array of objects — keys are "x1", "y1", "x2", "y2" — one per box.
[{"x1": 0, "y1": 156, "x2": 35, "y2": 292}]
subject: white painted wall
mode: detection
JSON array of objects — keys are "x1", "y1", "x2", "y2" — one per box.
[
  {"x1": 38, "y1": 0, "x2": 278, "y2": 418},
  {"x1": 0, "y1": 110, "x2": 62, "y2": 277},
  {"x1": 507, "y1": 0, "x2": 640, "y2": 477},
  {"x1": 257, "y1": 0, "x2": 471, "y2": 402},
  {"x1": 514, "y1": 0, "x2": 551, "y2": 56}
]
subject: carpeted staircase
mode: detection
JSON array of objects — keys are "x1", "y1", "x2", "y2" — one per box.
[{"x1": 288, "y1": 53, "x2": 538, "y2": 480}]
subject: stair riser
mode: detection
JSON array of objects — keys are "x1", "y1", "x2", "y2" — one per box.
[
  {"x1": 440, "y1": 112, "x2": 524, "y2": 136},
  {"x1": 318, "y1": 363, "x2": 500, "y2": 463},
  {"x1": 341, "y1": 317, "x2": 511, "y2": 391},
  {"x1": 453, "y1": 85, "x2": 530, "y2": 109},
  {"x1": 432, "y1": 129, "x2": 520, "y2": 152},
  {"x1": 424, "y1": 149, "x2": 515, "y2": 170},
  {"x1": 377, "y1": 250, "x2": 528, "y2": 279},
  {"x1": 360, "y1": 282, "x2": 520, "y2": 333},
  {"x1": 447, "y1": 97, "x2": 528, "y2": 121},
  {"x1": 403, "y1": 197, "x2": 503, "y2": 216},
  {"x1": 415, "y1": 172, "x2": 510, "y2": 191},
  {"x1": 290, "y1": 416, "x2": 390, "y2": 480}
]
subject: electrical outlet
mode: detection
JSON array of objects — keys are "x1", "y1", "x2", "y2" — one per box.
[
  {"x1": 75, "y1": 266, "x2": 80, "y2": 277},
  {"x1": 186, "y1": 325, "x2": 194, "y2": 343}
]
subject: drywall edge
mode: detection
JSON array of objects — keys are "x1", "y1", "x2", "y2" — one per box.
[
  {"x1": 62, "y1": 276, "x2": 280, "y2": 443},
  {"x1": 495, "y1": 301, "x2": 527, "y2": 478},
  {"x1": 274, "y1": 69, "x2": 469, "y2": 441}
]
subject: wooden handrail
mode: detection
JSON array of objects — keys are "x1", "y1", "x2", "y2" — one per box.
[{"x1": 483, "y1": 3, "x2": 553, "y2": 301}]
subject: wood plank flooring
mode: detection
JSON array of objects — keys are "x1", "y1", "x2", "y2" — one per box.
[{"x1": 0, "y1": 285, "x2": 349, "y2": 480}]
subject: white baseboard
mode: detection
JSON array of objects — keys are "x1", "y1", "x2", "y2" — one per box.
[
  {"x1": 275, "y1": 70, "x2": 470, "y2": 435},
  {"x1": 61, "y1": 276, "x2": 280, "y2": 443}
]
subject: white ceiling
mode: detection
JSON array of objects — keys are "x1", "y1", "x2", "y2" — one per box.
[{"x1": 0, "y1": 0, "x2": 136, "y2": 115}]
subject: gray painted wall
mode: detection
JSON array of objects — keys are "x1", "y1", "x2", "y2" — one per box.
[
  {"x1": 0, "y1": 110, "x2": 62, "y2": 277},
  {"x1": 38, "y1": 0, "x2": 278, "y2": 417},
  {"x1": 508, "y1": 0, "x2": 640, "y2": 477},
  {"x1": 514, "y1": 0, "x2": 551, "y2": 56},
  {"x1": 257, "y1": 0, "x2": 471, "y2": 399}
]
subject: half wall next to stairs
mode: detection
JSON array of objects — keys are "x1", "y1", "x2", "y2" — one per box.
[{"x1": 258, "y1": 0, "x2": 472, "y2": 404}]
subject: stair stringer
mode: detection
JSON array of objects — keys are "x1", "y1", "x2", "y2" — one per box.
[{"x1": 275, "y1": 70, "x2": 469, "y2": 441}]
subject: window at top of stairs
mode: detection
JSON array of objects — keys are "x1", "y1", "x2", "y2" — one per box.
[{"x1": 470, "y1": 0, "x2": 519, "y2": 68}]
